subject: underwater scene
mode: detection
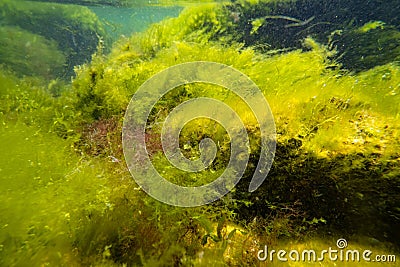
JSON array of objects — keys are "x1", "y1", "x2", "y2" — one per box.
[{"x1": 0, "y1": 0, "x2": 399, "y2": 265}]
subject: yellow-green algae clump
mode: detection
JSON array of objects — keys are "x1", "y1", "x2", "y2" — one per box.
[{"x1": 71, "y1": 0, "x2": 400, "y2": 250}]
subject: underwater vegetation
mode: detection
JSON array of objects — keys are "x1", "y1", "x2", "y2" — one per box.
[
  {"x1": 330, "y1": 23, "x2": 400, "y2": 72},
  {"x1": 72, "y1": 28, "x2": 400, "y2": 236},
  {"x1": 1, "y1": 0, "x2": 400, "y2": 265},
  {"x1": 66, "y1": 1, "x2": 400, "y2": 262},
  {"x1": 0, "y1": 0, "x2": 108, "y2": 79},
  {"x1": 0, "y1": 26, "x2": 66, "y2": 79},
  {"x1": 224, "y1": 0, "x2": 400, "y2": 72}
]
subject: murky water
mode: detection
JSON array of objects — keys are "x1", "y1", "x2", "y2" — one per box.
[{"x1": 89, "y1": 5, "x2": 182, "y2": 40}]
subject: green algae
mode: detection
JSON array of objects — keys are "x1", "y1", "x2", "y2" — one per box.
[
  {"x1": 67, "y1": 4, "x2": 400, "y2": 261},
  {"x1": 1, "y1": 0, "x2": 400, "y2": 265},
  {"x1": 0, "y1": 0, "x2": 108, "y2": 79},
  {"x1": 0, "y1": 26, "x2": 66, "y2": 79},
  {"x1": 330, "y1": 25, "x2": 400, "y2": 72}
]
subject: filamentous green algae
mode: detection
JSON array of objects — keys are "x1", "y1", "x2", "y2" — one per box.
[{"x1": 0, "y1": 0, "x2": 399, "y2": 265}]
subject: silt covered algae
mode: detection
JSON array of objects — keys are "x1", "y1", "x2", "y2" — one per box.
[{"x1": 0, "y1": 0, "x2": 108, "y2": 79}]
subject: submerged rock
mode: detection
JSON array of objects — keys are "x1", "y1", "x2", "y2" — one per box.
[
  {"x1": 0, "y1": 0, "x2": 108, "y2": 79},
  {"x1": 0, "y1": 26, "x2": 66, "y2": 79}
]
